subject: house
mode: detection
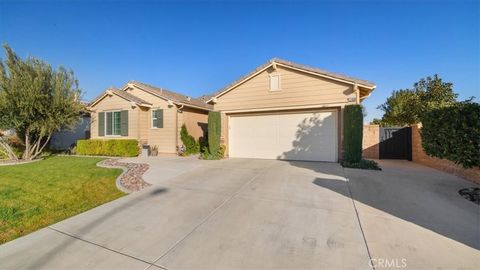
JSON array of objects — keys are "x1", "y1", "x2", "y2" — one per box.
[
  {"x1": 88, "y1": 81, "x2": 212, "y2": 154},
  {"x1": 206, "y1": 58, "x2": 375, "y2": 162},
  {"x1": 87, "y1": 58, "x2": 375, "y2": 161}
]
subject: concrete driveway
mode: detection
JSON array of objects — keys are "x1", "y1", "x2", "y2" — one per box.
[{"x1": 0, "y1": 158, "x2": 478, "y2": 269}]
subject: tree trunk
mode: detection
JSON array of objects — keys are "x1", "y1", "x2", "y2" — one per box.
[{"x1": 0, "y1": 138, "x2": 18, "y2": 160}]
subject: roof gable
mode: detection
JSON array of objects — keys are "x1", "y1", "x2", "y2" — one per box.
[
  {"x1": 89, "y1": 88, "x2": 152, "y2": 108},
  {"x1": 123, "y1": 81, "x2": 212, "y2": 111},
  {"x1": 208, "y1": 58, "x2": 376, "y2": 103}
]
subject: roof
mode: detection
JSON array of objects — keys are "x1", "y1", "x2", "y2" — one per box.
[
  {"x1": 125, "y1": 81, "x2": 212, "y2": 110},
  {"x1": 89, "y1": 88, "x2": 152, "y2": 107},
  {"x1": 208, "y1": 58, "x2": 376, "y2": 102}
]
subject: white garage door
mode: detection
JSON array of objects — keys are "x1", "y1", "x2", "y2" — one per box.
[{"x1": 229, "y1": 111, "x2": 337, "y2": 162}]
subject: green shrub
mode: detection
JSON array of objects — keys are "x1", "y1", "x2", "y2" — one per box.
[
  {"x1": 207, "y1": 111, "x2": 221, "y2": 156},
  {"x1": 421, "y1": 101, "x2": 480, "y2": 168},
  {"x1": 180, "y1": 124, "x2": 199, "y2": 155},
  {"x1": 76, "y1": 139, "x2": 139, "y2": 157},
  {"x1": 343, "y1": 105, "x2": 363, "y2": 163},
  {"x1": 201, "y1": 145, "x2": 226, "y2": 160},
  {"x1": 341, "y1": 159, "x2": 381, "y2": 170}
]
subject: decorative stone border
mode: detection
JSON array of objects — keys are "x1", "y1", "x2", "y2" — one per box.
[
  {"x1": 97, "y1": 159, "x2": 151, "y2": 193},
  {"x1": 0, "y1": 158, "x2": 43, "y2": 166}
]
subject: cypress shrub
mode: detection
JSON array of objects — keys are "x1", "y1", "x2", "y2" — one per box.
[
  {"x1": 180, "y1": 124, "x2": 199, "y2": 155},
  {"x1": 207, "y1": 111, "x2": 221, "y2": 156},
  {"x1": 421, "y1": 101, "x2": 480, "y2": 168},
  {"x1": 343, "y1": 105, "x2": 363, "y2": 163},
  {"x1": 76, "y1": 139, "x2": 139, "y2": 157}
]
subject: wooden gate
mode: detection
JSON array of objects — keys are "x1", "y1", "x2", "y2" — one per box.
[{"x1": 379, "y1": 127, "x2": 412, "y2": 160}]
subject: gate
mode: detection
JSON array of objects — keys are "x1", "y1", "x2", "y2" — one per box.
[{"x1": 379, "y1": 127, "x2": 412, "y2": 160}]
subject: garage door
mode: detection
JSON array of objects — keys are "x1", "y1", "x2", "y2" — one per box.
[{"x1": 229, "y1": 111, "x2": 337, "y2": 162}]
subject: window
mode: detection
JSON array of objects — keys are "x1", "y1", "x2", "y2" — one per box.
[
  {"x1": 106, "y1": 111, "x2": 121, "y2": 136},
  {"x1": 270, "y1": 74, "x2": 281, "y2": 91},
  {"x1": 152, "y1": 109, "x2": 163, "y2": 128}
]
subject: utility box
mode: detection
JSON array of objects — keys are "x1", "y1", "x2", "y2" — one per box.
[{"x1": 141, "y1": 144, "x2": 150, "y2": 157}]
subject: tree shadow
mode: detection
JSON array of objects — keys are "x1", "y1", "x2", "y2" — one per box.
[
  {"x1": 310, "y1": 165, "x2": 480, "y2": 250},
  {"x1": 13, "y1": 187, "x2": 169, "y2": 268},
  {"x1": 278, "y1": 113, "x2": 336, "y2": 162}
]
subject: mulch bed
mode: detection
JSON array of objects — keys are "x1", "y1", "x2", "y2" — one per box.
[{"x1": 101, "y1": 159, "x2": 151, "y2": 192}]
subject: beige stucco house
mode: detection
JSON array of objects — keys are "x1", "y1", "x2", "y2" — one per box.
[
  {"x1": 206, "y1": 58, "x2": 375, "y2": 162},
  {"x1": 88, "y1": 81, "x2": 211, "y2": 153},
  {"x1": 88, "y1": 58, "x2": 375, "y2": 161}
]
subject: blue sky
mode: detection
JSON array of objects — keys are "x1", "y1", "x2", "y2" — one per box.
[{"x1": 0, "y1": 0, "x2": 478, "y2": 122}]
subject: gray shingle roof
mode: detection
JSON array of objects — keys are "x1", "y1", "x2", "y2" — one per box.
[
  {"x1": 209, "y1": 58, "x2": 376, "y2": 99},
  {"x1": 89, "y1": 88, "x2": 152, "y2": 107},
  {"x1": 128, "y1": 81, "x2": 212, "y2": 110}
]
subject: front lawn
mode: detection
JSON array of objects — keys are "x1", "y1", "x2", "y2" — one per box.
[{"x1": 0, "y1": 156, "x2": 125, "y2": 244}]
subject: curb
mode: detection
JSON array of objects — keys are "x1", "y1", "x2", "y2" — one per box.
[
  {"x1": 0, "y1": 158, "x2": 44, "y2": 167},
  {"x1": 96, "y1": 159, "x2": 132, "y2": 194}
]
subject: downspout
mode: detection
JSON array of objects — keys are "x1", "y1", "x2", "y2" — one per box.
[
  {"x1": 354, "y1": 83, "x2": 360, "y2": 104},
  {"x1": 175, "y1": 104, "x2": 184, "y2": 153}
]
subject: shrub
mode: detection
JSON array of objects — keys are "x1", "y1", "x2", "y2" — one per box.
[
  {"x1": 343, "y1": 105, "x2": 363, "y2": 163},
  {"x1": 207, "y1": 111, "x2": 221, "y2": 156},
  {"x1": 201, "y1": 145, "x2": 226, "y2": 160},
  {"x1": 421, "y1": 101, "x2": 480, "y2": 168},
  {"x1": 76, "y1": 139, "x2": 139, "y2": 157},
  {"x1": 180, "y1": 124, "x2": 199, "y2": 156},
  {"x1": 341, "y1": 159, "x2": 381, "y2": 170}
]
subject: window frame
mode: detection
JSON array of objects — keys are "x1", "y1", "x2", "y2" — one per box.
[
  {"x1": 269, "y1": 74, "x2": 281, "y2": 91},
  {"x1": 104, "y1": 110, "x2": 122, "y2": 137},
  {"x1": 151, "y1": 108, "x2": 163, "y2": 129}
]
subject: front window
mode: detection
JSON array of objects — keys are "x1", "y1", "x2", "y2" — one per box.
[{"x1": 106, "y1": 111, "x2": 121, "y2": 136}]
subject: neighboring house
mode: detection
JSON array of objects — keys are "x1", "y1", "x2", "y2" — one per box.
[
  {"x1": 49, "y1": 114, "x2": 91, "y2": 150},
  {"x1": 206, "y1": 58, "x2": 375, "y2": 162},
  {"x1": 88, "y1": 81, "x2": 211, "y2": 153},
  {"x1": 87, "y1": 58, "x2": 375, "y2": 161}
]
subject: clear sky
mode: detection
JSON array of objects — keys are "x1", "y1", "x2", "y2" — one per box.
[{"x1": 1, "y1": 0, "x2": 478, "y2": 122}]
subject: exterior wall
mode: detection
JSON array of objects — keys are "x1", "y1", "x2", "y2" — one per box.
[
  {"x1": 411, "y1": 124, "x2": 480, "y2": 184},
  {"x1": 214, "y1": 66, "x2": 356, "y2": 161},
  {"x1": 126, "y1": 87, "x2": 178, "y2": 153},
  {"x1": 90, "y1": 94, "x2": 139, "y2": 139},
  {"x1": 138, "y1": 107, "x2": 149, "y2": 144},
  {"x1": 50, "y1": 115, "x2": 91, "y2": 150},
  {"x1": 182, "y1": 107, "x2": 208, "y2": 141},
  {"x1": 362, "y1": 125, "x2": 380, "y2": 159},
  {"x1": 214, "y1": 65, "x2": 355, "y2": 112}
]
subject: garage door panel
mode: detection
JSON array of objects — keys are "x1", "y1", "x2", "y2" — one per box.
[{"x1": 229, "y1": 111, "x2": 337, "y2": 162}]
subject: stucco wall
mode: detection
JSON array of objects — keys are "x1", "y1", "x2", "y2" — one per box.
[
  {"x1": 90, "y1": 94, "x2": 139, "y2": 139},
  {"x1": 362, "y1": 125, "x2": 380, "y2": 159},
  {"x1": 411, "y1": 124, "x2": 480, "y2": 184},
  {"x1": 182, "y1": 107, "x2": 208, "y2": 141},
  {"x1": 214, "y1": 65, "x2": 355, "y2": 112}
]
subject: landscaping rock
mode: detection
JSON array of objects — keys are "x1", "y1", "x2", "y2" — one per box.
[{"x1": 101, "y1": 159, "x2": 151, "y2": 192}]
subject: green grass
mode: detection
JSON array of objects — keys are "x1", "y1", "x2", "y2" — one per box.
[{"x1": 0, "y1": 156, "x2": 125, "y2": 244}]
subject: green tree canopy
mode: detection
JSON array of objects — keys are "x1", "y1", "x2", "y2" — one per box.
[
  {"x1": 0, "y1": 44, "x2": 83, "y2": 160},
  {"x1": 376, "y1": 75, "x2": 458, "y2": 126}
]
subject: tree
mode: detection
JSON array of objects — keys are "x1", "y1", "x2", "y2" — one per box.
[
  {"x1": 377, "y1": 75, "x2": 458, "y2": 126},
  {"x1": 0, "y1": 44, "x2": 83, "y2": 160}
]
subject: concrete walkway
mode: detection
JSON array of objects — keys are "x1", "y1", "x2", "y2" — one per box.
[{"x1": 0, "y1": 158, "x2": 478, "y2": 269}]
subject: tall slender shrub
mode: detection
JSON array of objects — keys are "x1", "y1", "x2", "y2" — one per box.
[
  {"x1": 343, "y1": 105, "x2": 363, "y2": 163},
  {"x1": 207, "y1": 111, "x2": 221, "y2": 155}
]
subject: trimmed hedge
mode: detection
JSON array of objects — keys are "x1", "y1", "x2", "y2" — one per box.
[
  {"x1": 76, "y1": 139, "x2": 139, "y2": 157},
  {"x1": 421, "y1": 101, "x2": 480, "y2": 168},
  {"x1": 207, "y1": 111, "x2": 221, "y2": 156},
  {"x1": 343, "y1": 105, "x2": 363, "y2": 163}
]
